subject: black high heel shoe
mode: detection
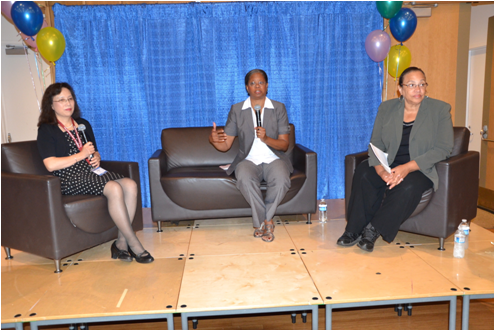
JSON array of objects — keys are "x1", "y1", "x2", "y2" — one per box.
[
  {"x1": 111, "y1": 241, "x2": 132, "y2": 262},
  {"x1": 128, "y1": 246, "x2": 154, "y2": 264}
]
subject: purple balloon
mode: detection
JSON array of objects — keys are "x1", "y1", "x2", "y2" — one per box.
[
  {"x1": 365, "y1": 30, "x2": 391, "y2": 62},
  {"x1": 1, "y1": 1, "x2": 15, "y2": 21}
]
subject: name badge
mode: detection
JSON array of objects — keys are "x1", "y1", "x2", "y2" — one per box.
[{"x1": 91, "y1": 167, "x2": 108, "y2": 176}]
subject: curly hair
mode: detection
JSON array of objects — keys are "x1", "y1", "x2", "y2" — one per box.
[{"x1": 38, "y1": 82, "x2": 81, "y2": 126}]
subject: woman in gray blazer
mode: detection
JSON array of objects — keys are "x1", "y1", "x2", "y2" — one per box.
[
  {"x1": 337, "y1": 67, "x2": 454, "y2": 252},
  {"x1": 209, "y1": 69, "x2": 292, "y2": 242}
]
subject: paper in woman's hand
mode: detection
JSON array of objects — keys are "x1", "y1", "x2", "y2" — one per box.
[{"x1": 369, "y1": 143, "x2": 391, "y2": 174}]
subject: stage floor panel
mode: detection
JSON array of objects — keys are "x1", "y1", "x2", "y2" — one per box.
[
  {"x1": 1, "y1": 263, "x2": 68, "y2": 324},
  {"x1": 188, "y1": 223, "x2": 297, "y2": 256},
  {"x1": 410, "y1": 242, "x2": 494, "y2": 296},
  {"x1": 177, "y1": 251, "x2": 323, "y2": 312},
  {"x1": 24, "y1": 258, "x2": 184, "y2": 322},
  {"x1": 300, "y1": 246, "x2": 461, "y2": 304}
]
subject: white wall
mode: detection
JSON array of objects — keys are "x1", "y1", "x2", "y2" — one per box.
[
  {"x1": 466, "y1": 5, "x2": 493, "y2": 153},
  {"x1": 1, "y1": 15, "x2": 52, "y2": 143}
]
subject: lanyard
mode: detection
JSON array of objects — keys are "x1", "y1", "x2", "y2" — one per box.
[{"x1": 58, "y1": 119, "x2": 90, "y2": 165}]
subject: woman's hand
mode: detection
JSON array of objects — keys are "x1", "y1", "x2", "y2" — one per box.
[
  {"x1": 81, "y1": 142, "x2": 95, "y2": 159},
  {"x1": 256, "y1": 126, "x2": 267, "y2": 142},
  {"x1": 374, "y1": 165, "x2": 394, "y2": 185},
  {"x1": 388, "y1": 161, "x2": 420, "y2": 189},
  {"x1": 90, "y1": 151, "x2": 101, "y2": 168}
]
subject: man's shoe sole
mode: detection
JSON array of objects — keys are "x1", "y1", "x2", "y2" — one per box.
[{"x1": 336, "y1": 236, "x2": 362, "y2": 247}]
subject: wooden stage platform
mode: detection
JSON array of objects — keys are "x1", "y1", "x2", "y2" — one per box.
[{"x1": 2, "y1": 212, "x2": 493, "y2": 330}]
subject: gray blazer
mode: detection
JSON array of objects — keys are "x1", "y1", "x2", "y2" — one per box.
[
  {"x1": 224, "y1": 99, "x2": 292, "y2": 175},
  {"x1": 368, "y1": 97, "x2": 454, "y2": 191}
]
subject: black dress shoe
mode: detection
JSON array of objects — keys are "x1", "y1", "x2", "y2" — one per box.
[
  {"x1": 357, "y1": 223, "x2": 381, "y2": 252},
  {"x1": 128, "y1": 246, "x2": 154, "y2": 264},
  {"x1": 111, "y1": 241, "x2": 132, "y2": 262},
  {"x1": 336, "y1": 231, "x2": 362, "y2": 246}
]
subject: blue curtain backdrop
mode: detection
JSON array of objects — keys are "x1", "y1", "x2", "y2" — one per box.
[{"x1": 53, "y1": 1, "x2": 383, "y2": 208}]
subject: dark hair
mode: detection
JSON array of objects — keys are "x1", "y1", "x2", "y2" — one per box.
[
  {"x1": 244, "y1": 69, "x2": 268, "y2": 86},
  {"x1": 38, "y1": 82, "x2": 81, "y2": 127},
  {"x1": 399, "y1": 67, "x2": 426, "y2": 86}
]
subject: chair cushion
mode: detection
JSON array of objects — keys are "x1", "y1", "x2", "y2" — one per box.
[
  {"x1": 62, "y1": 195, "x2": 116, "y2": 234},
  {"x1": 161, "y1": 166, "x2": 306, "y2": 210},
  {"x1": 408, "y1": 187, "x2": 433, "y2": 219}
]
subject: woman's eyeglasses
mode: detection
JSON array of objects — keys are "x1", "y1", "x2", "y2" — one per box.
[{"x1": 402, "y1": 83, "x2": 428, "y2": 89}]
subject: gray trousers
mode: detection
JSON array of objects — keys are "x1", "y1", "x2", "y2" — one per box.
[{"x1": 235, "y1": 159, "x2": 291, "y2": 228}]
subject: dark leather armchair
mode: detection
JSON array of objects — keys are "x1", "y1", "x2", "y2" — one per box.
[
  {"x1": 344, "y1": 127, "x2": 479, "y2": 250},
  {"x1": 149, "y1": 124, "x2": 317, "y2": 231},
  {"x1": 1, "y1": 141, "x2": 143, "y2": 272}
]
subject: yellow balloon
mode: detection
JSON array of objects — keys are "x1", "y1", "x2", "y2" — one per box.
[
  {"x1": 36, "y1": 27, "x2": 66, "y2": 63},
  {"x1": 385, "y1": 44, "x2": 411, "y2": 80}
]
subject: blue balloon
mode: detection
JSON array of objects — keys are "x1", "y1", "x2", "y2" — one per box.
[
  {"x1": 389, "y1": 8, "x2": 417, "y2": 42},
  {"x1": 11, "y1": 1, "x2": 44, "y2": 37}
]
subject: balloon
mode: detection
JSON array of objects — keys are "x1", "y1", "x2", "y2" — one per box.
[
  {"x1": 21, "y1": 20, "x2": 48, "y2": 51},
  {"x1": 389, "y1": 8, "x2": 417, "y2": 42},
  {"x1": 36, "y1": 27, "x2": 66, "y2": 63},
  {"x1": 376, "y1": 1, "x2": 403, "y2": 19},
  {"x1": 1, "y1": 1, "x2": 15, "y2": 21},
  {"x1": 385, "y1": 44, "x2": 411, "y2": 79},
  {"x1": 11, "y1": 1, "x2": 44, "y2": 36},
  {"x1": 365, "y1": 30, "x2": 391, "y2": 62}
]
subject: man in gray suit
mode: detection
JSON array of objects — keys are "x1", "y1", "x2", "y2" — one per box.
[{"x1": 209, "y1": 69, "x2": 292, "y2": 242}]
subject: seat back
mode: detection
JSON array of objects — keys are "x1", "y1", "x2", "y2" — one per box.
[
  {"x1": 161, "y1": 124, "x2": 295, "y2": 171},
  {"x1": 1, "y1": 140, "x2": 50, "y2": 175},
  {"x1": 451, "y1": 126, "x2": 470, "y2": 156}
]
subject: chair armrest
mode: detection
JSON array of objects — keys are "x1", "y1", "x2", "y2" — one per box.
[
  {"x1": 293, "y1": 144, "x2": 317, "y2": 174},
  {"x1": 1, "y1": 172, "x2": 78, "y2": 259},
  {"x1": 99, "y1": 160, "x2": 143, "y2": 231},
  {"x1": 344, "y1": 151, "x2": 368, "y2": 218}
]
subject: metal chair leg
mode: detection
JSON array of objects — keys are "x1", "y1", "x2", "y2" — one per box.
[
  {"x1": 291, "y1": 313, "x2": 296, "y2": 323},
  {"x1": 306, "y1": 213, "x2": 312, "y2": 224},
  {"x1": 438, "y1": 238, "x2": 445, "y2": 251},
  {"x1": 4, "y1": 247, "x2": 13, "y2": 259},
  {"x1": 302, "y1": 312, "x2": 307, "y2": 323},
  {"x1": 54, "y1": 259, "x2": 62, "y2": 273},
  {"x1": 192, "y1": 319, "x2": 198, "y2": 329},
  {"x1": 157, "y1": 221, "x2": 163, "y2": 232}
]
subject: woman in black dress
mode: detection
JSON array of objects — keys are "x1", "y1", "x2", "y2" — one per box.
[{"x1": 37, "y1": 82, "x2": 153, "y2": 263}]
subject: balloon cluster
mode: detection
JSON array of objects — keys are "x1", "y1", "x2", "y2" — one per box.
[
  {"x1": 365, "y1": 2, "x2": 418, "y2": 79},
  {"x1": 1, "y1": 1, "x2": 66, "y2": 64}
]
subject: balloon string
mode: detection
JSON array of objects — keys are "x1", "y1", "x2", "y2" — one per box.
[
  {"x1": 37, "y1": 52, "x2": 47, "y2": 92},
  {"x1": 385, "y1": 53, "x2": 389, "y2": 102},
  {"x1": 23, "y1": 46, "x2": 41, "y2": 112},
  {"x1": 395, "y1": 44, "x2": 401, "y2": 84},
  {"x1": 378, "y1": 63, "x2": 382, "y2": 95},
  {"x1": 383, "y1": 22, "x2": 390, "y2": 31}
]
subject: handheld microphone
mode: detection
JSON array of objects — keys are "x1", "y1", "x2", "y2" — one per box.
[
  {"x1": 77, "y1": 124, "x2": 93, "y2": 159},
  {"x1": 254, "y1": 105, "x2": 262, "y2": 127}
]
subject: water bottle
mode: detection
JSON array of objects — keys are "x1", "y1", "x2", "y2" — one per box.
[
  {"x1": 453, "y1": 229, "x2": 466, "y2": 258},
  {"x1": 459, "y1": 219, "x2": 470, "y2": 249},
  {"x1": 318, "y1": 199, "x2": 327, "y2": 223}
]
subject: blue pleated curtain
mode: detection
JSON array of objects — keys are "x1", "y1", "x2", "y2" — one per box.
[{"x1": 53, "y1": 1, "x2": 383, "y2": 208}]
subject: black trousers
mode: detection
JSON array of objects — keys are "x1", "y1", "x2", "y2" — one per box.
[{"x1": 346, "y1": 160, "x2": 433, "y2": 242}]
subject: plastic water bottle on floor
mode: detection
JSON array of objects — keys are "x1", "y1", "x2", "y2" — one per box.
[
  {"x1": 453, "y1": 228, "x2": 466, "y2": 258},
  {"x1": 318, "y1": 199, "x2": 327, "y2": 223},
  {"x1": 459, "y1": 219, "x2": 470, "y2": 249}
]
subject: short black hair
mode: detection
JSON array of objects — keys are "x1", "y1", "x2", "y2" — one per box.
[
  {"x1": 244, "y1": 69, "x2": 268, "y2": 86},
  {"x1": 399, "y1": 67, "x2": 426, "y2": 86},
  {"x1": 38, "y1": 82, "x2": 81, "y2": 126}
]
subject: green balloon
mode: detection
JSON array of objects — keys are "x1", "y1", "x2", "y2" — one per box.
[{"x1": 376, "y1": 1, "x2": 403, "y2": 19}]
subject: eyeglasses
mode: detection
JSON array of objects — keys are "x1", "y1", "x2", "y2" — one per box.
[
  {"x1": 248, "y1": 81, "x2": 266, "y2": 86},
  {"x1": 53, "y1": 97, "x2": 74, "y2": 104},
  {"x1": 402, "y1": 83, "x2": 428, "y2": 89}
]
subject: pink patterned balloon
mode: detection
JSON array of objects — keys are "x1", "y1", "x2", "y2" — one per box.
[
  {"x1": 1, "y1": 1, "x2": 15, "y2": 21},
  {"x1": 21, "y1": 20, "x2": 48, "y2": 51}
]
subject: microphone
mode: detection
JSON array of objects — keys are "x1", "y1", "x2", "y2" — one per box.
[
  {"x1": 77, "y1": 124, "x2": 93, "y2": 159},
  {"x1": 254, "y1": 105, "x2": 262, "y2": 127}
]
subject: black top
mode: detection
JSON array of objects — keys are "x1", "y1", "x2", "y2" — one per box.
[
  {"x1": 390, "y1": 120, "x2": 414, "y2": 168},
  {"x1": 37, "y1": 118, "x2": 98, "y2": 160}
]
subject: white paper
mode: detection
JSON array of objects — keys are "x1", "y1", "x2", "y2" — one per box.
[
  {"x1": 219, "y1": 164, "x2": 231, "y2": 171},
  {"x1": 91, "y1": 167, "x2": 108, "y2": 176},
  {"x1": 369, "y1": 143, "x2": 391, "y2": 174}
]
